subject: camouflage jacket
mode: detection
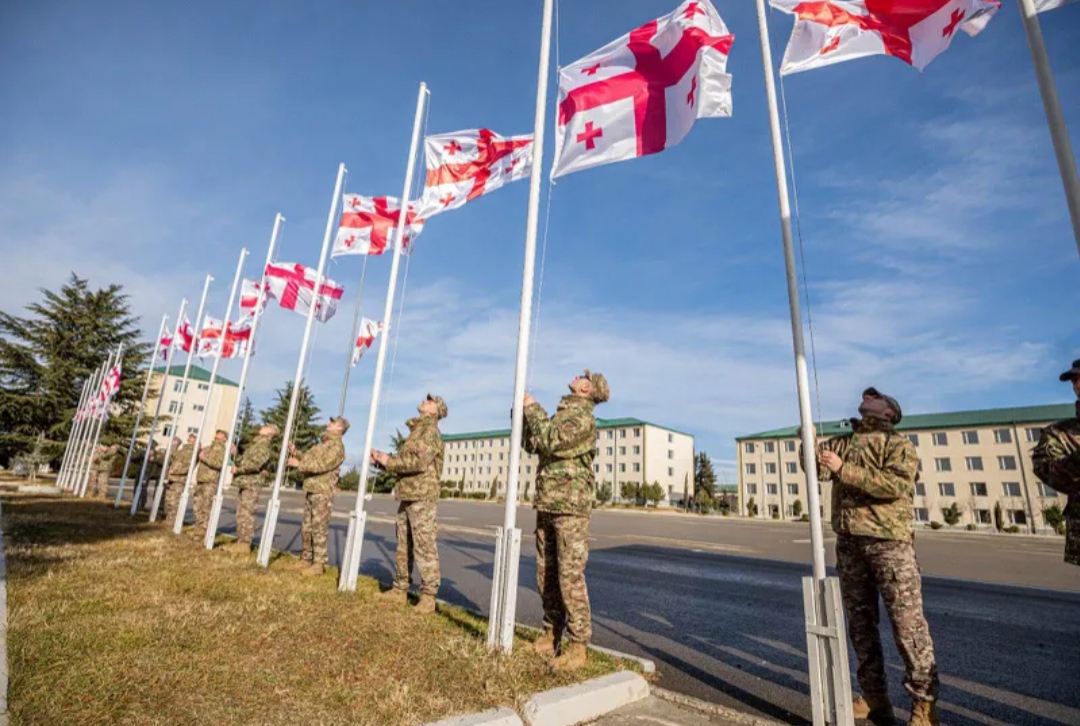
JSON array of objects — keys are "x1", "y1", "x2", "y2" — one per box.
[
  {"x1": 168, "y1": 445, "x2": 194, "y2": 481},
  {"x1": 92, "y1": 450, "x2": 115, "y2": 474},
  {"x1": 523, "y1": 395, "x2": 597, "y2": 518},
  {"x1": 196, "y1": 440, "x2": 226, "y2": 485},
  {"x1": 389, "y1": 415, "x2": 444, "y2": 502},
  {"x1": 233, "y1": 436, "x2": 274, "y2": 490},
  {"x1": 297, "y1": 433, "x2": 346, "y2": 495},
  {"x1": 1032, "y1": 417, "x2": 1080, "y2": 566},
  {"x1": 146, "y1": 449, "x2": 164, "y2": 480},
  {"x1": 808, "y1": 418, "x2": 919, "y2": 542}
]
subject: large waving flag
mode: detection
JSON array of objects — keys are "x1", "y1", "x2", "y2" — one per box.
[
  {"x1": 551, "y1": 0, "x2": 734, "y2": 179},
  {"x1": 239, "y1": 279, "x2": 268, "y2": 317},
  {"x1": 415, "y1": 129, "x2": 533, "y2": 219},
  {"x1": 158, "y1": 328, "x2": 173, "y2": 362},
  {"x1": 175, "y1": 315, "x2": 195, "y2": 354},
  {"x1": 351, "y1": 318, "x2": 382, "y2": 367},
  {"x1": 264, "y1": 262, "x2": 344, "y2": 323},
  {"x1": 769, "y1": 0, "x2": 1000, "y2": 74},
  {"x1": 96, "y1": 361, "x2": 122, "y2": 419},
  {"x1": 332, "y1": 195, "x2": 424, "y2": 257}
]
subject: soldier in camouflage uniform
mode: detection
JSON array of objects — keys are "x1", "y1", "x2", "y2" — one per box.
[
  {"x1": 806, "y1": 388, "x2": 937, "y2": 726},
  {"x1": 288, "y1": 417, "x2": 348, "y2": 576},
  {"x1": 226, "y1": 424, "x2": 279, "y2": 554},
  {"x1": 140, "y1": 441, "x2": 162, "y2": 515},
  {"x1": 89, "y1": 444, "x2": 117, "y2": 499},
  {"x1": 523, "y1": 369, "x2": 609, "y2": 672},
  {"x1": 1032, "y1": 358, "x2": 1080, "y2": 568},
  {"x1": 165, "y1": 434, "x2": 197, "y2": 527},
  {"x1": 373, "y1": 394, "x2": 447, "y2": 613},
  {"x1": 192, "y1": 430, "x2": 229, "y2": 539}
]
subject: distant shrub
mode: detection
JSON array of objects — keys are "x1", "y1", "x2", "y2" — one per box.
[
  {"x1": 1005, "y1": 525, "x2": 1021, "y2": 534},
  {"x1": 965, "y1": 524, "x2": 977, "y2": 531},
  {"x1": 929, "y1": 521, "x2": 944, "y2": 530}
]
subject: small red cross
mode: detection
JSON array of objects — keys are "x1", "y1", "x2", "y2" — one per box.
[
  {"x1": 942, "y1": 8, "x2": 965, "y2": 38},
  {"x1": 444, "y1": 140, "x2": 463, "y2": 156},
  {"x1": 504, "y1": 157, "x2": 521, "y2": 174},
  {"x1": 687, "y1": 76, "x2": 697, "y2": 106},
  {"x1": 439, "y1": 193, "x2": 456, "y2": 208},
  {"x1": 344, "y1": 234, "x2": 356, "y2": 248},
  {"x1": 348, "y1": 196, "x2": 363, "y2": 210},
  {"x1": 684, "y1": 2, "x2": 706, "y2": 20},
  {"x1": 576, "y1": 121, "x2": 603, "y2": 150},
  {"x1": 820, "y1": 35, "x2": 842, "y2": 55},
  {"x1": 582, "y1": 63, "x2": 601, "y2": 76}
]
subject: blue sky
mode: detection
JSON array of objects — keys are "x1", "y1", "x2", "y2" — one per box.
[{"x1": 1, "y1": 1, "x2": 1078, "y2": 481}]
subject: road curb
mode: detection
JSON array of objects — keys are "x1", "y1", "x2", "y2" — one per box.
[
  {"x1": 424, "y1": 707, "x2": 523, "y2": 726},
  {"x1": 522, "y1": 671, "x2": 649, "y2": 726},
  {"x1": 0, "y1": 501, "x2": 9, "y2": 726},
  {"x1": 652, "y1": 687, "x2": 787, "y2": 726}
]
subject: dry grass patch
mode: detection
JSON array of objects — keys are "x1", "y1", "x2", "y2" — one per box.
[{"x1": 3, "y1": 493, "x2": 629, "y2": 726}]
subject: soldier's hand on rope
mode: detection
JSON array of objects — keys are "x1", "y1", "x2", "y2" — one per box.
[
  {"x1": 288, "y1": 442, "x2": 297, "y2": 455},
  {"x1": 287, "y1": 456, "x2": 300, "y2": 468},
  {"x1": 819, "y1": 450, "x2": 843, "y2": 473},
  {"x1": 523, "y1": 392, "x2": 536, "y2": 407},
  {"x1": 370, "y1": 450, "x2": 390, "y2": 468}
]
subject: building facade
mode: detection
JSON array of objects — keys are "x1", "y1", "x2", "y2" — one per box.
[
  {"x1": 441, "y1": 417, "x2": 695, "y2": 506},
  {"x1": 735, "y1": 403, "x2": 1073, "y2": 534},
  {"x1": 145, "y1": 365, "x2": 239, "y2": 449}
]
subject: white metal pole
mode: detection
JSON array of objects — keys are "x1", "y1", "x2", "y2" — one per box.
[
  {"x1": 67, "y1": 360, "x2": 107, "y2": 492},
  {"x1": 78, "y1": 346, "x2": 122, "y2": 498},
  {"x1": 114, "y1": 314, "x2": 169, "y2": 508},
  {"x1": 338, "y1": 84, "x2": 428, "y2": 591},
  {"x1": 174, "y1": 249, "x2": 248, "y2": 536},
  {"x1": 338, "y1": 254, "x2": 370, "y2": 418},
  {"x1": 205, "y1": 215, "x2": 284, "y2": 549},
  {"x1": 132, "y1": 298, "x2": 188, "y2": 516},
  {"x1": 150, "y1": 275, "x2": 212, "y2": 522},
  {"x1": 257, "y1": 164, "x2": 347, "y2": 568},
  {"x1": 488, "y1": 0, "x2": 553, "y2": 653},
  {"x1": 58, "y1": 376, "x2": 92, "y2": 489},
  {"x1": 1017, "y1": 0, "x2": 1080, "y2": 258}
]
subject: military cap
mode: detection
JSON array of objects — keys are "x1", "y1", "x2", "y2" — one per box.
[
  {"x1": 584, "y1": 369, "x2": 610, "y2": 404},
  {"x1": 330, "y1": 416, "x2": 351, "y2": 432},
  {"x1": 1059, "y1": 358, "x2": 1080, "y2": 382},
  {"x1": 427, "y1": 394, "x2": 448, "y2": 419},
  {"x1": 863, "y1": 387, "x2": 902, "y2": 424}
]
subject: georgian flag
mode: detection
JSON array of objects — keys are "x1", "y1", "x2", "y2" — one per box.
[
  {"x1": 351, "y1": 317, "x2": 383, "y2": 367},
  {"x1": 414, "y1": 129, "x2": 534, "y2": 219},
  {"x1": 769, "y1": 0, "x2": 1000, "y2": 74},
  {"x1": 1035, "y1": 0, "x2": 1076, "y2": 10},
  {"x1": 175, "y1": 315, "x2": 195, "y2": 354},
  {"x1": 158, "y1": 328, "x2": 174, "y2": 362},
  {"x1": 96, "y1": 361, "x2": 122, "y2": 419},
  {"x1": 239, "y1": 279, "x2": 268, "y2": 317},
  {"x1": 198, "y1": 316, "x2": 255, "y2": 359},
  {"x1": 197, "y1": 316, "x2": 225, "y2": 358},
  {"x1": 263, "y1": 262, "x2": 344, "y2": 323},
  {"x1": 332, "y1": 195, "x2": 425, "y2": 257},
  {"x1": 551, "y1": 0, "x2": 734, "y2": 179}
]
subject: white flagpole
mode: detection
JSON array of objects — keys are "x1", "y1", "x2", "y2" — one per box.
[
  {"x1": 132, "y1": 298, "x2": 188, "y2": 516},
  {"x1": 150, "y1": 276, "x2": 212, "y2": 522},
  {"x1": 205, "y1": 215, "x2": 284, "y2": 549},
  {"x1": 257, "y1": 164, "x2": 347, "y2": 568},
  {"x1": 1017, "y1": 0, "x2": 1080, "y2": 258},
  {"x1": 755, "y1": 3, "x2": 853, "y2": 725},
  {"x1": 67, "y1": 360, "x2": 107, "y2": 492},
  {"x1": 174, "y1": 248, "x2": 249, "y2": 536},
  {"x1": 338, "y1": 254, "x2": 370, "y2": 418},
  {"x1": 78, "y1": 345, "x2": 123, "y2": 498},
  {"x1": 488, "y1": 0, "x2": 553, "y2": 653},
  {"x1": 60, "y1": 371, "x2": 97, "y2": 490},
  {"x1": 338, "y1": 83, "x2": 428, "y2": 592},
  {"x1": 56, "y1": 377, "x2": 90, "y2": 488},
  {"x1": 114, "y1": 314, "x2": 169, "y2": 508}
]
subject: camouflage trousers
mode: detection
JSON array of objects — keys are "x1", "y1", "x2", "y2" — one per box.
[
  {"x1": 163, "y1": 480, "x2": 184, "y2": 527},
  {"x1": 836, "y1": 534, "x2": 938, "y2": 703},
  {"x1": 301, "y1": 491, "x2": 333, "y2": 566},
  {"x1": 235, "y1": 487, "x2": 260, "y2": 546},
  {"x1": 89, "y1": 472, "x2": 110, "y2": 499},
  {"x1": 393, "y1": 500, "x2": 441, "y2": 596},
  {"x1": 535, "y1": 512, "x2": 591, "y2": 644},
  {"x1": 192, "y1": 482, "x2": 215, "y2": 537}
]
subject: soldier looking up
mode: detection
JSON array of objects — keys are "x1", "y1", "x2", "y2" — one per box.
[
  {"x1": 288, "y1": 417, "x2": 348, "y2": 577},
  {"x1": 192, "y1": 429, "x2": 229, "y2": 539},
  {"x1": 226, "y1": 424, "x2": 279, "y2": 554},
  {"x1": 1032, "y1": 358, "x2": 1080, "y2": 568}
]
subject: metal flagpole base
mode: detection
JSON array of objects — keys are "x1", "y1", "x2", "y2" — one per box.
[
  {"x1": 130, "y1": 479, "x2": 146, "y2": 517},
  {"x1": 487, "y1": 526, "x2": 522, "y2": 653},
  {"x1": 148, "y1": 480, "x2": 166, "y2": 521},
  {"x1": 172, "y1": 484, "x2": 193, "y2": 535},
  {"x1": 256, "y1": 495, "x2": 282, "y2": 568},
  {"x1": 338, "y1": 509, "x2": 368, "y2": 592},
  {"x1": 204, "y1": 494, "x2": 226, "y2": 550},
  {"x1": 113, "y1": 477, "x2": 129, "y2": 508},
  {"x1": 803, "y1": 576, "x2": 854, "y2": 726}
]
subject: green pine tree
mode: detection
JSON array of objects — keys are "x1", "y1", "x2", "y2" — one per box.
[
  {"x1": 0, "y1": 274, "x2": 150, "y2": 466},
  {"x1": 236, "y1": 397, "x2": 259, "y2": 452},
  {"x1": 694, "y1": 451, "x2": 717, "y2": 500},
  {"x1": 259, "y1": 380, "x2": 322, "y2": 487},
  {"x1": 372, "y1": 429, "x2": 407, "y2": 494}
]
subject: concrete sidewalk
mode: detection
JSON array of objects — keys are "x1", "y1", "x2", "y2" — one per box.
[{"x1": 591, "y1": 690, "x2": 787, "y2": 726}]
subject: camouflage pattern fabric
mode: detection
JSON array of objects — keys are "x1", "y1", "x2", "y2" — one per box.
[
  {"x1": 192, "y1": 482, "x2": 215, "y2": 536},
  {"x1": 1032, "y1": 417, "x2": 1080, "y2": 566},
  {"x1": 89, "y1": 449, "x2": 115, "y2": 498},
  {"x1": 90, "y1": 470, "x2": 110, "y2": 499},
  {"x1": 301, "y1": 491, "x2": 333, "y2": 566},
  {"x1": 168, "y1": 445, "x2": 194, "y2": 481},
  {"x1": 235, "y1": 487, "x2": 260, "y2": 546},
  {"x1": 388, "y1": 415, "x2": 444, "y2": 502},
  {"x1": 523, "y1": 395, "x2": 598, "y2": 518},
  {"x1": 233, "y1": 436, "x2": 274, "y2": 490},
  {"x1": 806, "y1": 417, "x2": 919, "y2": 541},
  {"x1": 836, "y1": 534, "x2": 938, "y2": 703},
  {"x1": 297, "y1": 433, "x2": 346, "y2": 495},
  {"x1": 393, "y1": 500, "x2": 440, "y2": 595},
  {"x1": 536, "y1": 512, "x2": 592, "y2": 644},
  {"x1": 163, "y1": 482, "x2": 183, "y2": 525},
  {"x1": 197, "y1": 440, "x2": 226, "y2": 485}
]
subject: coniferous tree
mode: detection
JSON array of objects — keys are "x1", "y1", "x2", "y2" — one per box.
[
  {"x1": 694, "y1": 451, "x2": 717, "y2": 500},
  {"x1": 259, "y1": 380, "x2": 322, "y2": 487},
  {"x1": 372, "y1": 429, "x2": 407, "y2": 494},
  {"x1": 236, "y1": 397, "x2": 259, "y2": 452},
  {"x1": 0, "y1": 274, "x2": 150, "y2": 466}
]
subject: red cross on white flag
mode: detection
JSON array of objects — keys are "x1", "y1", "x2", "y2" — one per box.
[
  {"x1": 769, "y1": 0, "x2": 1000, "y2": 74},
  {"x1": 332, "y1": 194, "x2": 425, "y2": 258},
  {"x1": 415, "y1": 129, "x2": 534, "y2": 219},
  {"x1": 158, "y1": 328, "x2": 174, "y2": 362},
  {"x1": 263, "y1": 262, "x2": 345, "y2": 323},
  {"x1": 551, "y1": 0, "x2": 734, "y2": 179},
  {"x1": 239, "y1": 279, "x2": 268, "y2": 317},
  {"x1": 96, "y1": 361, "x2": 123, "y2": 418},
  {"x1": 175, "y1": 315, "x2": 195, "y2": 354},
  {"x1": 351, "y1": 317, "x2": 383, "y2": 367},
  {"x1": 197, "y1": 316, "x2": 254, "y2": 359},
  {"x1": 197, "y1": 316, "x2": 225, "y2": 358}
]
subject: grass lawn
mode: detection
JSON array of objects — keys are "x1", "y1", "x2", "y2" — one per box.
[{"x1": 2, "y1": 493, "x2": 629, "y2": 725}]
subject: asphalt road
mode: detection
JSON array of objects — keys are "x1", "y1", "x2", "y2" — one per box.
[{"x1": 121, "y1": 487, "x2": 1080, "y2": 726}]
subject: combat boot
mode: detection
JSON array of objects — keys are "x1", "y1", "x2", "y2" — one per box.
[
  {"x1": 552, "y1": 642, "x2": 588, "y2": 671},
  {"x1": 300, "y1": 563, "x2": 325, "y2": 577},
  {"x1": 415, "y1": 594, "x2": 437, "y2": 614},
  {"x1": 225, "y1": 542, "x2": 250, "y2": 554},
  {"x1": 293, "y1": 559, "x2": 313, "y2": 570},
  {"x1": 380, "y1": 588, "x2": 408, "y2": 605},
  {"x1": 532, "y1": 631, "x2": 557, "y2": 657},
  {"x1": 851, "y1": 694, "x2": 894, "y2": 725},
  {"x1": 907, "y1": 701, "x2": 939, "y2": 726}
]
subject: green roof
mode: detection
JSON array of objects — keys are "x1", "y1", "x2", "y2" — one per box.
[
  {"x1": 736, "y1": 403, "x2": 1075, "y2": 441},
  {"x1": 442, "y1": 416, "x2": 693, "y2": 442},
  {"x1": 153, "y1": 365, "x2": 238, "y2": 387}
]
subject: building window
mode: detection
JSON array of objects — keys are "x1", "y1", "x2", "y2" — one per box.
[
  {"x1": 932, "y1": 432, "x2": 948, "y2": 446},
  {"x1": 197, "y1": 383, "x2": 208, "y2": 391},
  {"x1": 764, "y1": 441, "x2": 775, "y2": 453},
  {"x1": 744, "y1": 442, "x2": 755, "y2": 454},
  {"x1": 162, "y1": 425, "x2": 173, "y2": 436},
  {"x1": 787, "y1": 484, "x2": 798, "y2": 495},
  {"x1": 525, "y1": 466, "x2": 531, "y2": 474},
  {"x1": 619, "y1": 429, "x2": 626, "y2": 439},
  {"x1": 605, "y1": 464, "x2": 612, "y2": 473},
  {"x1": 168, "y1": 401, "x2": 180, "y2": 414},
  {"x1": 619, "y1": 464, "x2": 626, "y2": 473},
  {"x1": 1039, "y1": 482, "x2": 1058, "y2": 497},
  {"x1": 906, "y1": 434, "x2": 920, "y2": 446},
  {"x1": 938, "y1": 483, "x2": 955, "y2": 497},
  {"x1": 668, "y1": 433, "x2": 675, "y2": 443},
  {"x1": 193, "y1": 404, "x2": 204, "y2": 412},
  {"x1": 632, "y1": 463, "x2": 640, "y2": 473},
  {"x1": 915, "y1": 508, "x2": 929, "y2": 522},
  {"x1": 965, "y1": 456, "x2": 984, "y2": 471},
  {"x1": 915, "y1": 482, "x2": 926, "y2": 496},
  {"x1": 187, "y1": 427, "x2": 197, "y2": 434},
  {"x1": 765, "y1": 463, "x2": 776, "y2": 474},
  {"x1": 747, "y1": 483, "x2": 758, "y2": 495},
  {"x1": 993, "y1": 428, "x2": 1012, "y2": 445},
  {"x1": 593, "y1": 465, "x2": 599, "y2": 473},
  {"x1": 934, "y1": 458, "x2": 951, "y2": 472},
  {"x1": 667, "y1": 467, "x2": 674, "y2": 476},
  {"x1": 997, "y1": 455, "x2": 1017, "y2": 471},
  {"x1": 1002, "y1": 482, "x2": 1022, "y2": 497},
  {"x1": 766, "y1": 483, "x2": 778, "y2": 495},
  {"x1": 785, "y1": 441, "x2": 796, "y2": 453},
  {"x1": 620, "y1": 446, "x2": 627, "y2": 456},
  {"x1": 970, "y1": 482, "x2": 987, "y2": 497},
  {"x1": 786, "y1": 462, "x2": 797, "y2": 474},
  {"x1": 975, "y1": 509, "x2": 991, "y2": 524},
  {"x1": 962, "y1": 430, "x2": 979, "y2": 445},
  {"x1": 667, "y1": 449, "x2": 674, "y2": 459},
  {"x1": 746, "y1": 463, "x2": 757, "y2": 475},
  {"x1": 499, "y1": 453, "x2": 504, "y2": 461},
  {"x1": 1010, "y1": 509, "x2": 1028, "y2": 526},
  {"x1": 634, "y1": 428, "x2": 641, "y2": 437},
  {"x1": 606, "y1": 447, "x2": 613, "y2": 456},
  {"x1": 1025, "y1": 427, "x2": 1043, "y2": 443},
  {"x1": 173, "y1": 380, "x2": 185, "y2": 393},
  {"x1": 633, "y1": 445, "x2": 640, "y2": 455},
  {"x1": 606, "y1": 431, "x2": 613, "y2": 440}
]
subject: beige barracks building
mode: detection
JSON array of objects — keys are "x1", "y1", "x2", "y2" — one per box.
[
  {"x1": 144, "y1": 365, "x2": 239, "y2": 449},
  {"x1": 735, "y1": 404, "x2": 1073, "y2": 534},
  {"x1": 442, "y1": 417, "x2": 695, "y2": 506}
]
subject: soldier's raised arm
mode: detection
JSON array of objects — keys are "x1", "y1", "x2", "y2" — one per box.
[
  {"x1": 296, "y1": 439, "x2": 344, "y2": 475},
  {"x1": 524, "y1": 403, "x2": 593, "y2": 459},
  {"x1": 1033, "y1": 429, "x2": 1080, "y2": 497},
  {"x1": 386, "y1": 431, "x2": 439, "y2": 476},
  {"x1": 836, "y1": 436, "x2": 917, "y2": 501}
]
